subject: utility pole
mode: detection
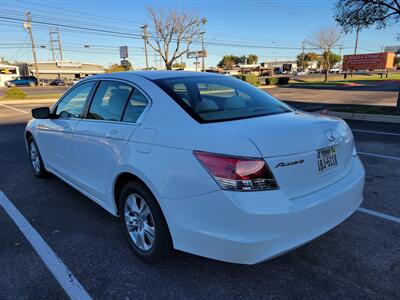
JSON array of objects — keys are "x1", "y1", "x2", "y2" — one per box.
[
  {"x1": 154, "y1": 49, "x2": 156, "y2": 70},
  {"x1": 141, "y1": 25, "x2": 149, "y2": 70},
  {"x1": 200, "y1": 31, "x2": 205, "y2": 71},
  {"x1": 24, "y1": 11, "x2": 40, "y2": 84},
  {"x1": 338, "y1": 44, "x2": 343, "y2": 68},
  {"x1": 301, "y1": 41, "x2": 305, "y2": 70},
  {"x1": 354, "y1": 26, "x2": 360, "y2": 54}
]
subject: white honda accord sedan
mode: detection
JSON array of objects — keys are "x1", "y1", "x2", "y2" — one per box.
[{"x1": 25, "y1": 71, "x2": 365, "y2": 264}]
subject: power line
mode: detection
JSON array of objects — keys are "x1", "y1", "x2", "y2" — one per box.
[
  {"x1": 10, "y1": 0, "x2": 143, "y2": 26},
  {"x1": 0, "y1": 16, "x2": 143, "y2": 39}
]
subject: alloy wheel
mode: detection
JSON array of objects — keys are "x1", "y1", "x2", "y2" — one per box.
[
  {"x1": 29, "y1": 141, "x2": 41, "y2": 173},
  {"x1": 124, "y1": 193, "x2": 155, "y2": 251}
]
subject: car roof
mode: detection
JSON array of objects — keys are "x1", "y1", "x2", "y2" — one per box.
[{"x1": 88, "y1": 70, "x2": 221, "y2": 82}]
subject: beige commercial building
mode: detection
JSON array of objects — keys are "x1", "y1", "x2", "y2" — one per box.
[{"x1": 28, "y1": 61, "x2": 105, "y2": 80}]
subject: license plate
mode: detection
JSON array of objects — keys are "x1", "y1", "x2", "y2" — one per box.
[{"x1": 317, "y1": 146, "x2": 338, "y2": 173}]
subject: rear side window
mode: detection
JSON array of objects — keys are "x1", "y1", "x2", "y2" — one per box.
[
  {"x1": 122, "y1": 89, "x2": 148, "y2": 123},
  {"x1": 153, "y1": 76, "x2": 291, "y2": 123},
  {"x1": 88, "y1": 81, "x2": 132, "y2": 121},
  {"x1": 55, "y1": 81, "x2": 95, "y2": 118}
]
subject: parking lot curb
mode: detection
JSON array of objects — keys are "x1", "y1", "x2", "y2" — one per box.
[
  {"x1": 326, "y1": 111, "x2": 400, "y2": 123},
  {"x1": 0, "y1": 98, "x2": 58, "y2": 105},
  {"x1": 260, "y1": 85, "x2": 278, "y2": 89}
]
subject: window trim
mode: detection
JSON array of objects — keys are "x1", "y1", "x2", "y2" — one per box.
[
  {"x1": 51, "y1": 78, "x2": 152, "y2": 125},
  {"x1": 82, "y1": 78, "x2": 151, "y2": 125},
  {"x1": 84, "y1": 80, "x2": 135, "y2": 122}
]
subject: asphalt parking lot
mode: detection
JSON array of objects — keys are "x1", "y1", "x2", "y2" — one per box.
[{"x1": 0, "y1": 101, "x2": 399, "y2": 299}]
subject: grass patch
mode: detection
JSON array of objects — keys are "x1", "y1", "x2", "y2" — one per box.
[
  {"x1": 0, "y1": 93, "x2": 62, "y2": 100},
  {"x1": 292, "y1": 72, "x2": 400, "y2": 85},
  {"x1": 4, "y1": 87, "x2": 26, "y2": 99},
  {"x1": 331, "y1": 105, "x2": 400, "y2": 115},
  {"x1": 26, "y1": 94, "x2": 62, "y2": 99}
]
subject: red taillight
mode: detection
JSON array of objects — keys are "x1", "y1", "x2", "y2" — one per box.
[{"x1": 194, "y1": 151, "x2": 278, "y2": 191}]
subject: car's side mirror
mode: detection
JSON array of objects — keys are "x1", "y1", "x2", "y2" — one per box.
[{"x1": 32, "y1": 107, "x2": 51, "y2": 119}]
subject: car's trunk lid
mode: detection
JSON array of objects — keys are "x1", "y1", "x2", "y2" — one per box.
[{"x1": 210, "y1": 111, "x2": 354, "y2": 198}]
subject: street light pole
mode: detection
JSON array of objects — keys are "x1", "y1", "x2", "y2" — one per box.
[
  {"x1": 24, "y1": 11, "x2": 40, "y2": 84},
  {"x1": 141, "y1": 25, "x2": 149, "y2": 70},
  {"x1": 354, "y1": 26, "x2": 360, "y2": 54},
  {"x1": 200, "y1": 31, "x2": 205, "y2": 71}
]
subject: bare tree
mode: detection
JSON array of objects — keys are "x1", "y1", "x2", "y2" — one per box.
[
  {"x1": 145, "y1": 7, "x2": 206, "y2": 70},
  {"x1": 307, "y1": 27, "x2": 342, "y2": 82}
]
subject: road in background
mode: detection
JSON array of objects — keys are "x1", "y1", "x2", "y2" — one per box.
[
  {"x1": 0, "y1": 86, "x2": 68, "y2": 98},
  {"x1": 1, "y1": 80, "x2": 399, "y2": 106},
  {"x1": 267, "y1": 80, "x2": 399, "y2": 106}
]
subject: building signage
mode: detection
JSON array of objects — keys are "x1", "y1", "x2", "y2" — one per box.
[
  {"x1": 120, "y1": 46, "x2": 128, "y2": 59},
  {"x1": 56, "y1": 62, "x2": 82, "y2": 68},
  {"x1": 187, "y1": 50, "x2": 207, "y2": 58},
  {"x1": 342, "y1": 52, "x2": 395, "y2": 71}
]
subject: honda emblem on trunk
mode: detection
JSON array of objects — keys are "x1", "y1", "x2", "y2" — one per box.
[{"x1": 326, "y1": 130, "x2": 336, "y2": 142}]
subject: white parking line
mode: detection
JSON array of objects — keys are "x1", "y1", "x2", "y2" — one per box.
[
  {"x1": 0, "y1": 191, "x2": 91, "y2": 300},
  {"x1": 358, "y1": 151, "x2": 400, "y2": 161},
  {"x1": 0, "y1": 103, "x2": 28, "y2": 114},
  {"x1": 357, "y1": 207, "x2": 400, "y2": 224},
  {"x1": 352, "y1": 129, "x2": 400, "y2": 137}
]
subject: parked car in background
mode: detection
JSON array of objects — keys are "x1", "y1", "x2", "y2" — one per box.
[
  {"x1": 308, "y1": 68, "x2": 321, "y2": 74},
  {"x1": 294, "y1": 71, "x2": 308, "y2": 76},
  {"x1": 26, "y1": 71, "x2": 365, "y2": 264},
  {"x1": 50, "y1": 78, "x2": 66, "y2": 86},
  {"x1": 5, "y1": 76, "x2": 38, "y2": 87},
  {"x1": 39, "y1": 79, "x2": 50, "y2": 86},
  {"x1": 50, "y1": 78, "x2": 73, "y2": 86},
  {"x1": 329, "y1": 68, "x2": 341, "y2": 74}
]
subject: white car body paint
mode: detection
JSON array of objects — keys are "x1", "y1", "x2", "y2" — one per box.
[{"x1": 25, "y1": 71, "x2": 365, "y2": 264}]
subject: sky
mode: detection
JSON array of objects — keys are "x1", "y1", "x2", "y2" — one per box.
[{"x1": 0, "y1": 0, "x2": 399, "y2": 68}]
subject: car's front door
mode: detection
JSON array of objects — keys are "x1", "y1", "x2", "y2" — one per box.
[
  {"x1": 71, "y1": 80, "x2": 148, "y2": 203},
  {"x1": 35, "y1": 81, "x2": 95, "y2": 181}
]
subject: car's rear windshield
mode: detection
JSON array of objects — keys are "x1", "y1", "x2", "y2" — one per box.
[{"x1": 153, "y1": 76, "x2": 292, "y2": 123}]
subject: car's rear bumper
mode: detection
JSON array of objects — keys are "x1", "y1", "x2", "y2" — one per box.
[{"x1": 163, "y1": 156, "x2": 365, "y2": 264}]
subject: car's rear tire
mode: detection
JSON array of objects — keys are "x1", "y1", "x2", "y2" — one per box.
[
  {"x1": 119, "y1": 181, "x2": 172, "y2": 263},
  {"x1": 28, "y1": 82, "x2": 35, "y2": 87},
  {"x1": 28, "y1": 137, "x2": 48, "y2": 178}
]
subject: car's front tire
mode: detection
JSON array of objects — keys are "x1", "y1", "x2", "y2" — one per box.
[
  {"x1": 119, "y1": 181, "x2": 172, "y2": 263},
  {"x1": 28, "y1": 137, "x2": 48, "y2": 178}
]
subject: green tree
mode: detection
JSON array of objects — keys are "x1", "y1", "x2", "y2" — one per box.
[
  {"x1": 246, "y1": 54, "x2": 258, "y2": 64},
  {"x1": 217, "y1": 55, "x2": 241, "y2": 68},
  {"x1": 297, "y1": 52, "x2": 320, "y2": 69},
  {"x1": 319, "y1": 51, "x2": 341, "y2": 69},
  {"x1": 105, "y1": 64, "x2": 126, "y2": 73},
  {"x1": 394, "y1": 56, "x2": 400, "y2": 67},
  {"x1": 172, "y1": 62, "x2": 186, "y2": 68},
  {"x1": 334, "y1": 0, "x2": 400, "y2": 33}
]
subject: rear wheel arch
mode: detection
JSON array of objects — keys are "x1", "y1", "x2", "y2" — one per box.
[{"x1": 113, "y1": 172, "x2": 159, "y2": 216}]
